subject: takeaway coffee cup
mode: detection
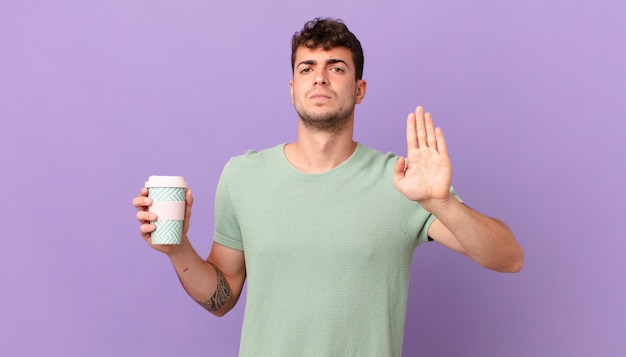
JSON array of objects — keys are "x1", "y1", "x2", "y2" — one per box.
[{"x1": 145, "y1": 175, "x2": 188, "y2": 244}]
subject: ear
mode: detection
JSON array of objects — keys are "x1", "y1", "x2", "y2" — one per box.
[
  {"x1": 355, "y1": 79, "x2": 367, "y2": 104},
  {"x1": 289, "y1": 79, "x2": 295, "y2": 105}
]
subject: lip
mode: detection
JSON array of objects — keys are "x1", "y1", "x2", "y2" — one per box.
[{"x1": 309, "y1": 93, "x2": 332, "y2": 100}]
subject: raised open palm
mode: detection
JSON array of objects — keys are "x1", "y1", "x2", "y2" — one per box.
[{"x1": 393, "y1": 106, "x2": 452, "y2": 206}]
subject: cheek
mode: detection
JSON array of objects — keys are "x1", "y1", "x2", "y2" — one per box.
[
  {"x1": 293, "y1": 84, "x2": 309, "y2": 102},
  {"x1": 342, "y1": 86, "x2": 359, "y2": 102},
  {"x1": 291, "y1": 88, "x2": 300, "y2": 105},
  {"x1": 290, "y1": 84, "x2": 303, "y2": 105}
]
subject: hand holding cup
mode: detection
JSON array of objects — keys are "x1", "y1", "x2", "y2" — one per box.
[{"x1": 133, "y1": 176, "x2": 193, "y2": 251}]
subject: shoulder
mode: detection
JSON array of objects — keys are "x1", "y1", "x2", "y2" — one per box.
[
  {"x1": 353, "y1": 143, "x2": 400, "y2": 173},
  {"x1": 225, "y1": 144, "x2": 285, "y2": 171},
  {"x1": 218, "y1": 144, "x2": 288, "y2": 190},
  {"x1": 232, "y1": 143, "x2": 284, "y2": 161},
  {"x1": 357, "y1": 142, "x2": 398, "y2": 159}
]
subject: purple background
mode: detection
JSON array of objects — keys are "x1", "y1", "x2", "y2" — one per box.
[{"x1": 1, "y1": 1, "x2": 625, "y2": 356}]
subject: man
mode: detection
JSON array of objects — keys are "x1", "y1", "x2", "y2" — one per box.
[{"x1": 133, "y1": 18, "x2": 524, "y2": 356}]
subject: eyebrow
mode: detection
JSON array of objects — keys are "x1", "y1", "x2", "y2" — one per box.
[{"x1": 296, "y1": 58, "x2": 350, "y2": 68}]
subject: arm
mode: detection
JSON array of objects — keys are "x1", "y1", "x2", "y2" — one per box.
[
  {"x1": 426, "y1": 202, "x2": 523, "y2": 272},
  {"x1": 133, "y1": 188, "x2": 246, "y2": 316},
  {"x1": 170, "y1": 240, "x2": 246, "y2": 317},
  {"x1": 393, "y1": 106, "x2": 524, "y2": 272}
]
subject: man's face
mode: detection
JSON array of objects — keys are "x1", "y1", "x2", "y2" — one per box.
[{"x1": 290, "y1": 46, "x2": 366, "y2": 133}]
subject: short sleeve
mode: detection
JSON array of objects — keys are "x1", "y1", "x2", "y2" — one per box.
[
  {"x1": 412, "y1": 186, "x2": 464, "y2": 246},
  {"x1": 212, "y1": 159, "x2": 244, "y2": 251}
]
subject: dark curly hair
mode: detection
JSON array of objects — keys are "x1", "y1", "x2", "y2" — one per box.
[{"x1": 291, "y1": 18, "x2": 364, "y2": 80}]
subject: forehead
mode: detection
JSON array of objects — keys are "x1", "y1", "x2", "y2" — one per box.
[{"x1": 294, "y1": 46, "x2": 354, "y2": 66}]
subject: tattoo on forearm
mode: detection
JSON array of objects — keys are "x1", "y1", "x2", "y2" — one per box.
[{"x1": 198, "y1": 266, "x2": 231, "y2": 312}]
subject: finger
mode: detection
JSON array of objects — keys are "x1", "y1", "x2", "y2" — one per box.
[
  {"x1": 185, "y1": 189, "x2": 193, "y2": 218},
  {"x1": 132, "y1": 196, "x2": 153, "y2": 211},
  {"x1": 393, "y1": 157, "x2": 407, "y2": 187},
  {"x1": 132, "y1": 187, "x2": 150, "y2": 204},
  {"x1": 136, "y1": 210, "x2": 157, "y2": 223},
  {"x1": 425, "y1": 112, "x2": 437, "y2": 151},
  {"x1": 435, "y1": 127, "x2": 448, "y2": 156},
  {"x1": 406, "y1": 112, "x2": 417, "y2": 152},
  {"x1": 139, "y1": 222, "x2": 156, "y2": 235},
  {"x1": 414, "y1": 106, "x2": 427, "y2": 149},
  {"x1": 185, "y1": 188, "x2": 194, "y2": 206},
  {"x1": 183, "y1": 189, "x2": 193, "y2": 234},
  {"x1": 393, "y1": 156, "x2": 406, "y2": 175}
]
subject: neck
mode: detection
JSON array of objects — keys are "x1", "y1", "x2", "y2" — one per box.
[{"x1": 284, "y1": 119, "x2": 356, "y2": 173}]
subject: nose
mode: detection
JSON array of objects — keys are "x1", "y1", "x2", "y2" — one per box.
[{"x1": 314, "y1": 71, "x2": 328, "y2": 86}]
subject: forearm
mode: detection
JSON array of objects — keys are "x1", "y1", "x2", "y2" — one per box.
[
  {"x1": 168, "y1": 236, "x2": 233, "y2": 315},
  {"x1": 427, "y1": 197, "x2": 524, "y2": 272}
]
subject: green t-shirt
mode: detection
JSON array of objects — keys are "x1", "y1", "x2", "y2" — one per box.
[{"x1": 214, "y1": 143, "x2": 452, "y2": 357}]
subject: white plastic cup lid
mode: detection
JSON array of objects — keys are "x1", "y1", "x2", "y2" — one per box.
[{"x1": 145, "y1": 175, "x2": 188, "y2": 188}]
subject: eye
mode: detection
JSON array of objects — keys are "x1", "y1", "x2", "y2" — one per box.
[
  {"x1": 299, "y1": 67, "x2": 313, "y2": 74},
  {"x1": 330, "y1": 67, "x2": 345, "y2": 73}
]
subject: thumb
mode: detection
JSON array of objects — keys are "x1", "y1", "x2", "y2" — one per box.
[
  {"x1": 183, "y1": 189, "x2": 193, "y2": 233},
  {"x1": 393, "y1": 156, "x2": 406, "y2": 181},
  {"x1": 185, "y1": 188, "x2": 194, "y2": 206}
]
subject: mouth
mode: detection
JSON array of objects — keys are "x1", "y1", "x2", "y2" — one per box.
[{"x1": 309, "y1": 93, "x2": 332, "y2": 101}]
